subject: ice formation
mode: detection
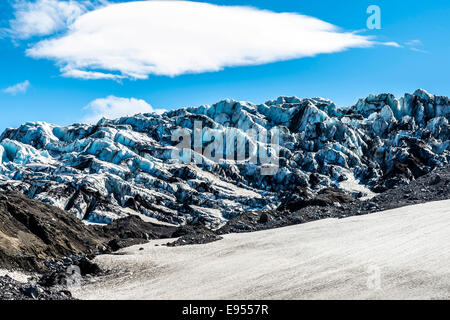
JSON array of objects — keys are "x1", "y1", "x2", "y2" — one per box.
[{"x1": 0, "y1": 89, "x2": 448, "y2": 228}]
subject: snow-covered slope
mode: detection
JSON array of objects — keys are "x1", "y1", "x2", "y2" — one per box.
[
  {"x1": 0, "y1": 89, "x2": 449, "y2": 227},
  {"x1": 74, "y1": 200, "x2": 450, "y2": 300}
]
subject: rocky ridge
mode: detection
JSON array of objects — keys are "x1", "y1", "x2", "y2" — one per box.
[
  {"x1": 217, "y1": 164, "x2": 450, "y2": 235},
  {"x1": 0, "y1": 190, "x2": 178, "y2": 272}
]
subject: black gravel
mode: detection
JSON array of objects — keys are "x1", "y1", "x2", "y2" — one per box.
[
  {"x1": 218, "y1": 164, "x2": 450, "y2": 235},
  {"x1": 0, "y1": 275, "x2": 74, "y2": 300}
]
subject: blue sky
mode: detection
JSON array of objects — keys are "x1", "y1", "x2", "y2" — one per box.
[{"x1": 0, "y1": 0, "x2": 449, "y2": 132}]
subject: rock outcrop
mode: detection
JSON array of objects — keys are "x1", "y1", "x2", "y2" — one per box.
[{"x1": 0, "y1": 191, "x2": 104, "y2": 272}]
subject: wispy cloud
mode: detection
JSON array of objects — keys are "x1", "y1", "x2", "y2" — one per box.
[
  {"x1": 61, "y1": 67, "x2": 126, "y2": 80},
  {"x1": 26, "y1": 1, "x2": 397, "y2": 80},
  {"x1": 405, "y1": 39, "x2": 427, "y2": 53},
  {"x1": 405, "y1": 40, "x2": 422, "y2": 46},
  {"x1": 410, "y1": 47, "x2": 428, "y2": 53},
  {"x1": 2, "y1": 80, "x2": 30, "y2": 95},
  {"x1": 82, "y1": 95, "x2": 166, "y2": 123},
  {"x1": 2, "y1": 0, "x2": 105, "y2": 40},
  {"x1": 379, "y1": 41, "x2": 401, "y2": 48}
]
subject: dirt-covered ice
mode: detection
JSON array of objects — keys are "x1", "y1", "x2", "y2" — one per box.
[{"x1": 75, "y1": 200, "x2": 450, "y2": 300}]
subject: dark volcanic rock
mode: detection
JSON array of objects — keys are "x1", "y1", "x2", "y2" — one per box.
[
  {"x1": 355, "y1": 164, "x2": 450, "y2": 213},
  {"x1": 166, "y1": 225, "x2": 222, "y2": 246},
  {"x1": 38, "y1": 255, "x2": 102, "y2": 288},
  {"x1": 258, "y1": 212, "x2": 271, "y2": 224},
  {"x1": 0, "y1": 275, "x2": 74, "y2": 300},
  {"x1": 94, "y1": 215, "x2": 177, "y2": 240},
  {"x1": 0, "y1": 190, "x2": 218, "y2": 274},
  {"x1": 0, "y1": 191, "x2": 185, "y2": 277},
  {"x1": 92, "y1": 215, "x2": 178, "y2": 251},
  {"x1": 74, "y1": 257, "x2": 102, "y2": 276},
  {"x1": 0, "y1": 191, "x2": 105, "y2": 272},
  {"x1": 218, "y1": 164, "x2": 450, "y2": 235},
  {"x1": 278, "y1": 188, "x2": 355, "y2": 212}
]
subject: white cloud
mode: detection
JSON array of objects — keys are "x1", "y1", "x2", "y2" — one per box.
[
  {"x1": 404, "y1": 39, "x2": 427, "y2": 53},
  {"x1": 26, "y1": 1, "x2": 395, "y2": 80},
  {"x1": 82, "y1": 95, "x2": 166, "y2": 123},
  {"x1": 380, "y1": 41, "x2": 401, "y2": 48},
  {"x1": 405, "y1": 40, "x2": 422, "y2": 47},
  {"x1": 3, "y1": 0, "x2": 105, "y2": 40},
  {"x1": 61, "y1": 67, "x2": 126, "y2": 80},
  {"x1": 2, "y1": 80, "x2": 30, "y2": 95}
]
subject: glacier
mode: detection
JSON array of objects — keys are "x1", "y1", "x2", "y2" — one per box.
[{"x1": 0, "y1": 89, "x2": 449, "y2": 228}]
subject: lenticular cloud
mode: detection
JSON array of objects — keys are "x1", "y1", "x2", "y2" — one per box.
[{"x1": 27, "y1": 1, "x2": 376, "y2": 80}]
